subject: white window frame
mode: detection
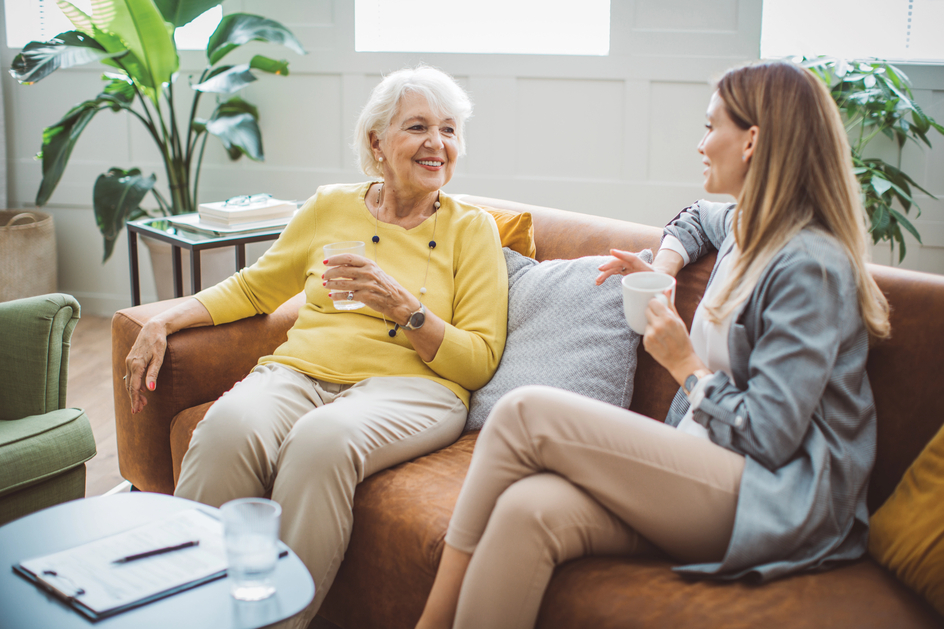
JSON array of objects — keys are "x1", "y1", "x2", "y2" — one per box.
[{"x1": 761, "y1": 0, "x2": 943, "y2": 64}]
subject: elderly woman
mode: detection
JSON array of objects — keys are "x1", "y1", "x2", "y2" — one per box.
[
  {"x1": 416, "y1": 60, "x2": 889, "y2": 629},
  {"x1": 122, "y1": 65, "x2": 507, "y2": 623}
]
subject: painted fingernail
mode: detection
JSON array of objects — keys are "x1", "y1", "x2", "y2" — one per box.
[
  {"x1": 323, "y1": 260, "x2": 328, "y2": 265},
  {"x1": 148, "y1": 382, "x2": 155, "y2": 391}
]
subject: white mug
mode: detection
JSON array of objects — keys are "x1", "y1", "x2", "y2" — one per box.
[{"x1": 621, "y1": 272, "x2": 676, "y2": 335}]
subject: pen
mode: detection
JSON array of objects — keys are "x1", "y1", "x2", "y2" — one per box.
[{"x1": 112, "y1": 540, "x2": 200, "y2": 564}]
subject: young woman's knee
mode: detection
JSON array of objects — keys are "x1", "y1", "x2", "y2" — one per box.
[
  {"x1": 481, "y1": 385, "x2": 554, "y2": 436},
  {"x1": 488, "y1": 474, "x2": 577, "y2": 555}
]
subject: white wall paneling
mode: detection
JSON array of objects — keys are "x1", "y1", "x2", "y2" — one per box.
[{"x1": 1, "y1": 0, "x2": 942, "y2": 315}]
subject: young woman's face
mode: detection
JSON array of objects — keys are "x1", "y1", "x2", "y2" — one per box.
[
  {"x1": 697, "y1": 92, "x2": 755, "y2": 198},
  {"x1": 374, "y1": 91, "x2": 459, "y2": 199}
]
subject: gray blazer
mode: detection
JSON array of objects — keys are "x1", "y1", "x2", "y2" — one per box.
[{"x1": 664, "y1": 200, "x2": 875, "y2": 582}]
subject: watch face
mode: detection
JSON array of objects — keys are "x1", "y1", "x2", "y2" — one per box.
[
  {"x1": 409, "y1": 311, "x2": 425, "y2": 329},
  {"x1": 684, "y1": 374, "x2": 698, "y2": 395}
]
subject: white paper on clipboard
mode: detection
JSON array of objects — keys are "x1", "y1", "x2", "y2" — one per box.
[{"x1": 16, "y1": 509, "x2": 228, "y2": 617}]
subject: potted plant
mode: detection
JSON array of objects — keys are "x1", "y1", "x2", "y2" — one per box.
[
  {"x1": 9, "y1": 0, "x2": 306, "y2": 262},
  {"x1": 804, "y1": 57, "x2": 944, "y2": 262}
]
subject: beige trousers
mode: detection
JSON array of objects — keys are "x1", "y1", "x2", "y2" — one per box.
[
  {"x1": 445, "y1": 385, "x2": 746, "y2": 629},
  {"x1": 174, "y1": 363, "x2": 467, "y2": 628}
]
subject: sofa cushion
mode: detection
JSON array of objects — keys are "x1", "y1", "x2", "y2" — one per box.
[
  {"x1": 466, "y1": 248, "x2": 650, "y2": 430},
  {"x1": 320, "y1": 431, "x2": 944, "y2": 629},
  {"x1": 536, "y1": 555, "x2": 941, "y2": 629},
  {"x1": 869, "y1": 420, "x2": 944, "y2": 616},
  {"x1": 0, "y1": 408, "x2": 96, "y2": 497},
  {"x1": 481, "y1": 207, "x2": 537, "y2": 258}
]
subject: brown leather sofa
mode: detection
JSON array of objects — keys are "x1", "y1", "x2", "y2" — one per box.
[{"x1": 112, "y1": 195, "x2": 944, "y2": 628}]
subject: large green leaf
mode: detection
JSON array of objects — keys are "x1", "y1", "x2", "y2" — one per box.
[
  {"x1": 204, "y1": 97, "x2": 263, "y2": 160},
  {"x1": 35, "y1": 88, "x2": 140, "y2": 205},
  {"x1": 9, "y1": 31, "x2": 123, "y2": 84},
  {"x1": 205, "y1": 113, "x2": 263, "y2": 160},
  {"x1": 93, "y1": 167, "x2": 156, "y2": 261},
  {"x1": 206, "y1": 13, "x2": 306, "y2": 65},
  {"x1": 102, "y1": 72, "x2": 135, "y2": 103},
  {"x1": 870, "y1": 175, "x2": 892, "y2": 197},
  {"x1": 57, "y1": 0, "x2": 125, "y2": 50},
  {"x1": 57, "y1": 0, "x2": 158, "y2": 97},
  {"x1": 192, "y1": 63, "x2": 256, "y2": 93},
  {"x1": 153, "y1": 0, "x2": 220, "y2": 28},
  {"x1": 87, "y1": 0, "x2": 179, "y2": 101},
  {"x1": 36, "y1": 101, "x2": 106, "y2": 206},
  {"x1": 890, "y1": 208, "x2": 922, "y2": 244}
]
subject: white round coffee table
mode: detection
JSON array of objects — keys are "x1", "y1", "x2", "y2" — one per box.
[{"x1": 0, "y1": 492, "x2": 314, "y2": 629}]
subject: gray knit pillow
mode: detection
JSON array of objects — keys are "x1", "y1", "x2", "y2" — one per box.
[{"x1": 466, "y1": 248, "x2": 651, "y2": 431}]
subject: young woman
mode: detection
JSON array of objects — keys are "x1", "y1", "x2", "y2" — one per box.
[{"x1": 415, "y1": 60, "x2": 890, "y2": 629}]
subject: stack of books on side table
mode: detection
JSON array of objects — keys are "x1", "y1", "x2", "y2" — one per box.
[
  {"x1": 167, "y1": 195, "x2": 298, "y2": 236},
  {"x1": 198, "y1": 196, "x2": 296, "y2": 227}
]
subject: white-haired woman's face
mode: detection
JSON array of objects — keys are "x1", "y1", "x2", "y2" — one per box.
[{"x1": 373, "y1": 91, "x2": 459, "y2": 198}]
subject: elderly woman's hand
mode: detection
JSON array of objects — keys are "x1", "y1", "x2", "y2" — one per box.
[
  {"x1": 124, "y1": 319, "x2": 168, "y2": 414},
  {"x1": 324, "y1": 252, "x2": 417, "y2": 323},
  {"x1": 123, "y1": 299, "x2": 213, "y2": 414}
]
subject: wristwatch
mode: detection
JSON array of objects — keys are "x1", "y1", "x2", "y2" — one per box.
[
  {"x1": 682, "y1": 369, "x2": 711, "y2": 396},
  {"x1": 402, "y1": 304, "x2": 426, "y2": 331}
]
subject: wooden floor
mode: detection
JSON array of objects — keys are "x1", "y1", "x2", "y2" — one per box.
[{"x1": 68, "y1": 315, "x2": 127, "y2": 496}]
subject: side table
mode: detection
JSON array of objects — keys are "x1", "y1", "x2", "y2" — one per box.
[
  {"x1": 0, "y1": 492, "x2": 314, "y2": 629},
  {"x1": 127, "y1": 217, "x2": 287, "y2": 306}
]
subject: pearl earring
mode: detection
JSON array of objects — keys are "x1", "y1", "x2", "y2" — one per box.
[{"x1": 378, "y1": 156, "x2": 384, "y2": 163}]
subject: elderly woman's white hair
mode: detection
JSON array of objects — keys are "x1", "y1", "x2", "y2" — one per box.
[{"x1": 354, "y1": 65, "x2": 473, "y2": 178}]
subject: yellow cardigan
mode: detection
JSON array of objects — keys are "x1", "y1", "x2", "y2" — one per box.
[{"x1": 195, "y1": 182, "x2": 508, "y2": 407}]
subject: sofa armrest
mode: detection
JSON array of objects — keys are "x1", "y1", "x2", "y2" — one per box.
[
  {"x1": 0, "y1": 293, "x2": 80, "y2": 420},
  {"x1": 112, "y1": 294, "x2": 303, "y2": 493}
]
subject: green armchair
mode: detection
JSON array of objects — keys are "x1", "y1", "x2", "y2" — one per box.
[{"x1": 0, "y1": 293, "x2": 96, "y2": 526}]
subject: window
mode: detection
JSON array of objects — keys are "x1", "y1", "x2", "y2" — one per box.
[
  {"x1": 355, "y1": 0, "x2": 611, "y2": 56},
  {"x1": 5, "y1": 0, "x2": 221, "y2": 51},
  {"x1": 761, "y1": 0, "x2": 944, "y2": 64}
]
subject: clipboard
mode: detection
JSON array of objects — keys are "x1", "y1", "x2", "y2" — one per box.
[
  {"x1": 11, "y1": 508, "x2": 289, "y2": 621},
  {"x1": 11, "y1": 561, "x2": 228, "y2": 621}
]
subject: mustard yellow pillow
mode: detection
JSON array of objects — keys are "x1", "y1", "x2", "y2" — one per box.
[
  {"x1": 481, "y1": 207, "x2": 537, "y2": 259},
  {"x1": 869, "y1": 421, "x2": 944, "y2": 616}
]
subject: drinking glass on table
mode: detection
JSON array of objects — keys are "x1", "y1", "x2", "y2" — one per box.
[
  {"x1": 221, "y1": 498, "x2": 281, "y2": 601},
  {"x1": 324, "y1": 241, "x2": 366, "y2": 310}
]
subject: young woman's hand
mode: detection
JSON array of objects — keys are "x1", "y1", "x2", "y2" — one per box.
[
  {"x1": 642, "y1": 288, "x2": 706, "y2": 384},
  {"x1": 596, "y1": 248, "x2": 685, "y2": 285},
  {"x1": 595, "y1": 249, "x2": 654, "y2": 285}
]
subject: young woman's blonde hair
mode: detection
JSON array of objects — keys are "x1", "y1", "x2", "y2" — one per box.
[{"x1": 705, "y1": 60, "x2": 890, "y2": 340}]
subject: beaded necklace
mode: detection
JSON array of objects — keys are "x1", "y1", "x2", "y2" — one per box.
[{"x1": 372, "y1": 183, "x2": 438, "y2": 337}]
